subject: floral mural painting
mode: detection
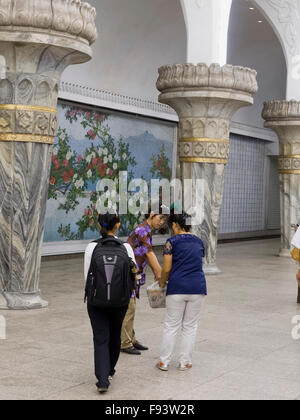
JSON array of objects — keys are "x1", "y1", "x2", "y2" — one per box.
[
  {"x1": 150, "y1": 144, "x2": 172, "y2": 180},
  {"x1": 44, "y1": 102, "x2": 175, "y2": 242}
]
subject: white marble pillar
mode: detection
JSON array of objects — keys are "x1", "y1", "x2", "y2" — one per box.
[
  {"x1": 157, "y1": 63, "x2": 258, "y2": 274},
  {"x1": 263, "y1": 100, "x2": 300, "y2": 257},
  {"x1": 0, "y1": 0, "x2": 97, "y2": 309}
]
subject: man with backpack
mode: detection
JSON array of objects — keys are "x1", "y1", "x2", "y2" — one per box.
[{"x1": 84, "y1": 212, "x2": 137, "y2": 394}]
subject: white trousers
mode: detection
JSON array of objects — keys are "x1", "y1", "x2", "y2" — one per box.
[{"x1": 160, "y1": 294, "x2": 205, "y2": 366}]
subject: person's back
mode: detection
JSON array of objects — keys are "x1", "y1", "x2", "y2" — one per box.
[
  {"x1": 85, "y1": 212, "x2": 136, "y2": 394},
  {"x1": 166, "y1": 234, "x2": 207, "y2": 296}
]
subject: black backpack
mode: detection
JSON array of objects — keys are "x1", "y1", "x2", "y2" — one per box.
[{"x1": 84, "y1": 237, "x2": 135, "y2": 308}]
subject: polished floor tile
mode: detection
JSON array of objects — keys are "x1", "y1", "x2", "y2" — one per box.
[{"x1": 1, "y1": 239, "x2": 300, "y2": 400}]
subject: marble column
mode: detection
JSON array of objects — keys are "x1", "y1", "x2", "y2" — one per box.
[
  {"x1": 157, "y1": 63, "x2": 258, "y2": 274},
  {"x1": 263, "y1": 100, "x2": 300, "y2": 258},
  {"x1": 0, "y1": 0, "x2": 97, "y2": 309}
]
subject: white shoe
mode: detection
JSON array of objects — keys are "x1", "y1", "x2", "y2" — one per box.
[
  {"x1": 178, "y1": 363, "x2": 192, "y2": 371},
  {"x1": 156, "y1": 362, "x2": 169, "y2": 371}
]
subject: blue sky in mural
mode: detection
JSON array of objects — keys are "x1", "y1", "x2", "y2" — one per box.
[
  {"x1": 124, "y1": 131, "x2": 173, "y2": 182},
  {"x1": 44, "y1": 102, "x2": 176, "y2": 242}
]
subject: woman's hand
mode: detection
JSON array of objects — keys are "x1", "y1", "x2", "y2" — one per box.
[{"x1": 158, "y1": 277, "x2": 166, "y2": 289}]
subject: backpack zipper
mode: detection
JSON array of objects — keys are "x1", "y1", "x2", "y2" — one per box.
[{"x1": 107, "y1": 283, "x2": 111, "y2": 301}]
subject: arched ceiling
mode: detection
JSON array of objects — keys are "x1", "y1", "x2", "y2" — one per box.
[
  {"x1": 227, "y1": 0, "x2": 287, "y2": 128},
  {"x1": 62, "y1": 0, "x2": 288, "y2": 130}
]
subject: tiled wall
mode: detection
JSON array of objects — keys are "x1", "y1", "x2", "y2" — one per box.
[{"x1": 219, "y1": 134, "x2": 268, "y2": 234}]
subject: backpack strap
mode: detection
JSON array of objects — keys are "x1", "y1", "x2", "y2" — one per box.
[
  {"x1": 93, "y1": 237, "x2": 124, "y2": 246},
  {"x1": 100, "y1": 237, "x2": 124, "y2": 246}
]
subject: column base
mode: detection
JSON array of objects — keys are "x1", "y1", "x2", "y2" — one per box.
[
  {"x1": 203, "y1": 264, "x2": 222, "y2": 275},
  {"x1": 0, "y1": 292, "x2": 48, "y2": 310},
  {"x1": 278, "y1": 248, "x2": 291, "y2": 258}
]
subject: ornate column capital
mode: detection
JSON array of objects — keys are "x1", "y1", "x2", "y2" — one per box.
[
  {"x1": 0, "y1": 0, "x2": 97, "y2": 50},
  {"x1": 262, "y1": 100, "x2": 300, "y2": 121},
  {"x1": 262, "y1": 100, "x2": 300, "y2": 175},
  {"x1": 157, "y1": 63, "x2": 258, "y2": 94},
  {"x1": 157, "y1": 63, "x2": 258, "y2": 164}
]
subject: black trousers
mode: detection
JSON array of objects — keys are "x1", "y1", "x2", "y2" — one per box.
[{"x1": 87, "y1": 303, "x2": 128, "y2": 388}]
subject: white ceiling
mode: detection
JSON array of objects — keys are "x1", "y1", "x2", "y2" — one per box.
[
  {"x1": 62, "y1": 0, "x2": 287, "y2": 130},
  {"x1": 228, "y1": 0, "x2": 287, "y2": 128}
]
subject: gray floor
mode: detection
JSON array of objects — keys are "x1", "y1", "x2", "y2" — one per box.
[{"x1": 1, "y1": 238, "x2": 300, "y2": 400}]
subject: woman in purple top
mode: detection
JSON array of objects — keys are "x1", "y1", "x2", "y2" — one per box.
[{"x1": 120, "y1": 208, "x2": 166, "y2": 355}]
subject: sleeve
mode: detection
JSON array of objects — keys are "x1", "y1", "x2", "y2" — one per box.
[
  {"x1": 292, "y1": 227, "x2": 300, "y2": 249},
  {"x1": 163, "y1": 239, "x2": 173, "y2": 256},
  {"x1": 84, "y1": 243, "x2": 96, "y2": 281},
  {"x1": 123, "y1": 243, "x2": 137, "y2": 265}
]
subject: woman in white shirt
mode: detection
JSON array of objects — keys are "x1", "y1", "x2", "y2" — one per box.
[{"x1": 84, "y1": 212, "x2": 136, "y2": 394}]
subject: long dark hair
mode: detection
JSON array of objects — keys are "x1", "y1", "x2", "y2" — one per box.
[
  {"x1": 98, "y1": 212, "x2": 120, "y2": 238},
  {"x1": 168, "y1": 211, "x2": 191, "y2": 232}
]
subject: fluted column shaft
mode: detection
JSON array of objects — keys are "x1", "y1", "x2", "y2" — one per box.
[
  {"x1": 157, "y1": 63, "x2": 258, "y2": 274},
  {"x1": 263, "y1": 101, "x2": 300, "y2": 257},
  {"x1": 0, "y1": 0, "x2": 97, "y2": 309}
]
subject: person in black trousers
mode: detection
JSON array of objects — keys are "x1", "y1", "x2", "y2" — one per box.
[
  {"x1": 84, "y1": 212, "x2": 137, "y2": 393},
  {"x1": 87, "y1": 304, "x2": 128, "y2": 391}
]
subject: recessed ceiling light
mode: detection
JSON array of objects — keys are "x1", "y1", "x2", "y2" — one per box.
[
  {"x1": 258, "y1": 20, "x2": 262, "y2": 23},
  {"x1": 249, "y1": 7, "x2": 255, "y2": 10}
]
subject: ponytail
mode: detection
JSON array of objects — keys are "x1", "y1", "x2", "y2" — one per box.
[
  {"x1": 168, "y1": 211, "x2": 191, "y2": 232},
  {"x1": 100, "y1": 226, "x2": 109, "y2": 239},
  {"x1": 98, "y1": 212, "x2": 120, "y2": 238}
]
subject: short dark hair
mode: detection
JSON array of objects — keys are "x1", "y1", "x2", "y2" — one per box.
[
  {"x1": 168, "y1": 211, "x2": 191, "y2": 232},
  {"x1": 98, "y1": 212, "x2": 120, "y2": 238}
]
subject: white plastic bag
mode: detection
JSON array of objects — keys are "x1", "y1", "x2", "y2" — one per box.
[{"x1": 147, "y1": 281, "x2": 166, "y2": 309}]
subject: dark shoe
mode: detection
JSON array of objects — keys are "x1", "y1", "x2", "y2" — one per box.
[
  {"x1": 121, "y1": 346, "x2": 141, "y2": 355},
  {"x1": 133, "y1": 341, "x2": 149, "y2": 351},
  {"x1": 97, "y1": 387, "x2": 109, "y2": 394}
]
